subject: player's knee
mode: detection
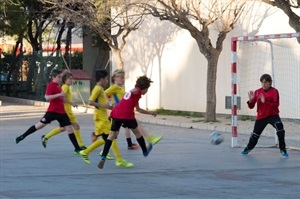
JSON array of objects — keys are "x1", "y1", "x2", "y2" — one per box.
[
  {"x1": 251, "y1": 132, "x2": 260, "y2": 140},
  {"x1": 275, "y1": 122, "x2": 284, "y2": 132},
  {"x1": 275, "y1": 122, "x2": 285, "y2": 138},
  {"x1": 101, "y1": 134, "x2": 108, "y2": 141},
  {"x1": 72, "y1": 123, "x2": 80, "y2": 130}
]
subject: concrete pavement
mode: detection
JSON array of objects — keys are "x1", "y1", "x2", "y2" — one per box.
[{"x1": 0, "y1": 97, "x2": 300, "y2": 199}]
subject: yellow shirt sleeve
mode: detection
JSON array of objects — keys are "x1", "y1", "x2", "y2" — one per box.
[
  {"x1": 62, "y1": 84, "x2": 72, "y2": 113},
  {"x1": 90, "y1": 85, "x2": 108, "y2": 118},
  {"x1": 105, "y1": 84, "x2": 125, "y2": 104}
]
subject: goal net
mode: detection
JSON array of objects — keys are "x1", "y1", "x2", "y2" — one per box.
[{"x1": 231, "y1": 33, "x2": 300, "y2": 148}]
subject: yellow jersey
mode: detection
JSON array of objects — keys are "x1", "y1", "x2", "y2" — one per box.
[
  {"x1": 105, "y1": 84, "x2": 125, "y2": 104},
  {"x1": 89, "y1": 85, "x2": 108, "y2": 120},
  {"x1": 62, "y1": 84, "x2": 72, "y2": 114}
]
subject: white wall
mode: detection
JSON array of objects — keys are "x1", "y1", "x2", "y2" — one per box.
[{"x1": 111, "y1": 2, "x2": 300, "y2": 119}]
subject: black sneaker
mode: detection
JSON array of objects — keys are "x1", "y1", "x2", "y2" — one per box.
[
  {"x1": 80, "y1": 146, "x2": 87, "y2": 150},
  {"x1": 41, "y1": 135, "x2": 48, "y2": 148},
  {"x1": 15, "y1": 136, "x2": 23, "y2": 144}
]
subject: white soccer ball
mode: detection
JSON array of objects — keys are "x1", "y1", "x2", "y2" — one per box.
[{"x1": 210, "y1": 132, "x2": 224, "y2": 145}]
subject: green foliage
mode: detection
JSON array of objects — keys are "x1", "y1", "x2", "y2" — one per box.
[
  {"x1": 239, "y1": 115, "x2": 255, "y2": 121},
  {"x1": 0, "y1": 1, "x2": 27, "y2": 36},
  {"x1": 69, "y1": 51, "x2": 83, "y2": 69},
  {"x1": 0, "y1": 53, "x2": 14, "y2": 72}
]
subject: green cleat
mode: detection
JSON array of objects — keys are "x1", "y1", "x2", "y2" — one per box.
[
  {"x1": 148, "y1": 135, "x2": 163, "y2": 145},
  {"x1": 115, "y1": 159, "x2": 134, "y2": 168},
  {"x1": 41, "y1": 135, "x2": 48, "y2": 148},
  {"x1": 79, "y1": 150, "x2": 91, "y2": 164}
]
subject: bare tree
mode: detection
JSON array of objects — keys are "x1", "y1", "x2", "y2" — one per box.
[
  {"x1": 261, "y1": 0, "x2": 300, "y2": 43},
  {"x1": 40, "y1": 0, "x2": 146, "y2": 69},
  {"x1": 138, "y1": 0, "x2": 248, "y2": 121}
]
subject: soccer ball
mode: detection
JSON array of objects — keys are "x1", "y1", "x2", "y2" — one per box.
[{"x1": 210, "y1": 132, "x2": 224, "y2": 145}]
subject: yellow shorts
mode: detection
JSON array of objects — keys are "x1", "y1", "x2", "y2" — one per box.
[
  {"x1": 67, "y1": 111, "x2": 78, "y2": 124},
  {"x1": 94, "y1": 117, "x2": 111, "y2": 136}
]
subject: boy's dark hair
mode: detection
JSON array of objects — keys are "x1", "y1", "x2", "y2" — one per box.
[
  {"x1": 260, "y1": 74, "x2": 272, "y2": 83},
  {"x1": 50, "y1": 69, "x2": 62, "y2": 78},
  {"x1": 62, "y1": 71, "x2": 73, "y2": 84},
  {"x1": 135, "y1": 75, "x2": 153, "y2": 90},
  {"x1": 95, "y1": 69, "x2": 108, "y2": 82}
]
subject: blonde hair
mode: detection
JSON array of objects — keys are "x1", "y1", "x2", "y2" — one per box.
[
  {"x1": 62, "y1": 71, "x2": 73, "y2": 84},
  {"x1": 113, "y1": 69, "x2": 125, "y2": 76},
  {"x1": 111, "y1": 69, "x2": 125, "y2": 83}
]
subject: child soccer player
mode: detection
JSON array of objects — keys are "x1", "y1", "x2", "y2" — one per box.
[
  {"x1": 15, "y1": 69, "x2": 81, "y2": 153},
  {"x1": 98, "y1": 75, "x2": 156, "y2": 169},
  {"x1": 104, "y1": 69, "x2": 163, "y2": 150},
  {"x1": 241, "y1": 74, "x2": 288, "y2": 158},
  {"x1": 41, "y1": 71, "x2": 86, "y2": 154},
  {"x1": 79, "y1": 69, "x2": 133, "y2": 168}
]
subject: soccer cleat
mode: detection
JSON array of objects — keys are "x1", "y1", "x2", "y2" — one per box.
[
  {"x1": 91, "y1": 132, "x2": 98, "y2": 142},
  {"x1": 280, "y1": 150, "x2": 289, "y2": 158},
  {"x1": 73, "y1": 149, "x2": 81, "y2": 155},
  {"x1": 80, "y1": 146, "x2": 87, "y2": 150},
  {"x1": 148, "y1": 135, "x2": 163, "y2": 145},
  {"x1": 15, "y1": 136, "x2": 23, "y2": 144},
  {"x1": 127, "y1": 143, "x2": 139, "y2": 150},
  {"x1": 143, "y1": 143, "x2": 153, "y2": 157},
  {"x1": 41, "y1": 135, "x2": 48, "y2": 148},
  {"x1": 79, "y1": 150, "x2": 91, "y2": 164},
  {"x1": 241, "y1": 148, "x2": 251, "y2": 155},
  {"x1": 100, "y1": 151, "x2": 114, "y2": 160},
  {"x1": 115, "y1": 159, "x2": 134, "y2": 168},
  {"x1": 98, "y1": 156, "x2": 106, "y2": 169}
]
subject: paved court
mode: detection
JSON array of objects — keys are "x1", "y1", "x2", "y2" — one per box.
[{"x1": 0, "y1": 103, "x2": 300, "y2": 199}]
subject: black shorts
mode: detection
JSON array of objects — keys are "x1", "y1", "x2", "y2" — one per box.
[
  {"x1": 40, "y1": 112, "x2": 71, "y2": 127},
  {"x1": 111, "y1": 118, "x2": 138, "y2": 131}
]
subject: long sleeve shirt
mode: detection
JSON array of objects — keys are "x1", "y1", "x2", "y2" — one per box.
[{"x1": 247, "y1": 87, "x2": 280, "y2": 120}]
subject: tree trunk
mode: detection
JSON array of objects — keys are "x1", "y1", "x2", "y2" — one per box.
[
  {"x1": 65, "y1": 24, "x2": 74, "y2": 68},
  {"x1": 205, "y1": 52, "x2": 221, "y2": 121},
  {"x1": 111, "y1": 48, "x2": 124, "y2": 69}
]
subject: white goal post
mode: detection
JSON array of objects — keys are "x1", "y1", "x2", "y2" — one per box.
[{"x1": 230, "y1": 32, "x2": 300, "y2": 148}]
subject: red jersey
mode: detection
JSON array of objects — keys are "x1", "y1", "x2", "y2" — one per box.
[
  {"x1": 247, "y1": 87, "x2": 280, "y2": 120},
  {"x1": 110, "y1": 87, "x2": 142, "y2": 120},
  {"x1": 46, "y1": 81, "x2": 65, "y2": 114}
]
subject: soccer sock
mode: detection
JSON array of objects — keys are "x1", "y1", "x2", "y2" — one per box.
[
  {"x1": 111, "y1": 139, "x2": 122, "y2": 162},
  {"x1": 101, "y1": 139, "x2": 113, "y2": 157},
  {"x1": 85, "y1": 139, "x2": 105, "y2": 154},
  {"x1": 21, "y1": 125, "x2": 37, "y2": 139},
  {"x1": 136, "y1": 136, "x2": 147, "y2": 154},
  {"x1": 74, "y1": 129, "x2": 85, "y2": 147},
  {"x1": 45, "y1": 127, "x2": 61, "y2": 139},
  {"x1": 68, "y1": 133, "x2": 81, "y2": 151},
  {"x1": 126, "y1": 138, "x2": 133, "y2": 147}
]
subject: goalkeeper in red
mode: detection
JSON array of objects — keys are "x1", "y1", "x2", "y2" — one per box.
[
  {"x1": 98, "y1": 75, "x2": 156, "y2": 169},
  {"x1": 241, "y1": 74, "x2": 288, "y2": 158}
]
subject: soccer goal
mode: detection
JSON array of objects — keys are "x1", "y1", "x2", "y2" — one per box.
[{"x1": 230, "y1": 32, "x2": 300, "y2": 147}]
